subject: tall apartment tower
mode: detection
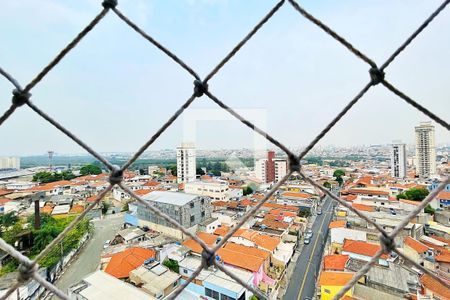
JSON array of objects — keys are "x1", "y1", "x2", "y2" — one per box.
[
  {"x1": 255, "y1": 151, "x2": 287, "y2": 183},
  {"x1": 390, "y1": 141, "x2": 407, "y2": 178},
  {"x1": 177, "y1": 143, "x2": 196, "y2": 183},
  {"x1": 415, "y1": 122, "x2": 436, "y2": 178},
  {"x1": 0, "y1": 156, "x2": 20, "y2": 170}
]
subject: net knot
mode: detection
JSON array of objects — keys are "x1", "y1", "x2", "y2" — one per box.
[
  {"x1": 201, "y1": 249, "x2": 214, "y2": 268},
  {"x1": 288, "y1": 154, "x2": 301, "y2": 172},
  {"x1": 109, "y1": 165, "x2": 123, "y2": 185},
  {"x1": 17, "y1": 263, "x2": 36, "y2": 283},
  {"x1": 369, "y1": 67, "x2": 384, "y2": 85},
  {"x1": 380, "y1": 233, "x2": 396, "y2": 253},
  {"x1": 12, "y1": 89, "x2": 31, "y2": 107},
  {"x1": 193, "y1": 80, "x2": 208, "y2": 97},
  {"x1": 102, "y1": 0, "x2": 118, "y2": 9}
]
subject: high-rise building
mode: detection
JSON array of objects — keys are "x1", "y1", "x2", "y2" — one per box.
[
  {"x1": 390, "y1": 141, "x2": 407, "y2": 178},
  {"x1": 415, "y1": 122, "x2": 436, "y2": 178},
  {"x1": 255, "y1": 151, "x2": 287, "y2": 183},
  {"x1": 177, "y1": 143, "x2": 196, "y2": 183},
  {"x1": 0, "y1": 156, "x2": 20, "y2": 170}
]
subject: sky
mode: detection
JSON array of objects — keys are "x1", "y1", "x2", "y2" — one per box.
[{"x1": 0, "y1": 0, "x2": 449, "y2": 156}]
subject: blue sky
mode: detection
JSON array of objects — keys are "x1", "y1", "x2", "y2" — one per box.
[{"x1": 0, "y1": 0, "x2": 449, "y2": 156}]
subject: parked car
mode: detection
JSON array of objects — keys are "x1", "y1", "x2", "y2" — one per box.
[
  {"x1": 317, "y1": 209, "x2": 322, "y2": 215},
  {"x1": 103, "y1": 240, "x2": 111, "y2": 249},
  {"x1": 305, "y1": 229, "x2": 313, "y2": 239},
  {"x1": 304, "y1": 237, "x2": 311, "y2": 245}
]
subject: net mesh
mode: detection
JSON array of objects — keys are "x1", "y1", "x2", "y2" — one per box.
[{"x1": 0, "y1": 1, "x2": 449, "y2": 299}]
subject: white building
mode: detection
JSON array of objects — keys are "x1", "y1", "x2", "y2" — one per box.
[
  {"x1": 177, "y1": 143, "x2": 196, "y2": 183},
  {"x1": 184, "y1": 180, "x2": 229, "y2": 201},
  {"x1": 390, "y1": 141, "x2": 407, "y2": 178},
  {"x1": 274, "y1": 160, "x2": 287, "y2": 182},
  {"x1": 415, "y1": 122, "x2": 436, "y2": 178},
  {"x1": 0, "y1": 157, "x2": 20, "y2": 170}
]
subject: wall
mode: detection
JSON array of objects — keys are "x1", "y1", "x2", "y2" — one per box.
[
  {"x1": 330, "y1": 228, "x2": 367, "y2": 244},
  {"x1": 320, "y1": 285, "x2": 352, "y2": 300}
]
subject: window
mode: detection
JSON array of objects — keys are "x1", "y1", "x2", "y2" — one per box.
[
  {"x1": 201, "y1": 211, "x2": 205, "y2": 217},
  {"x1": 190, "y1": 202, "x2": 194, "y2": 208},
  {"x1": 173, "y1": 281, "x2": 178, "y2": 287},
  {"x1": 324, "y1": 288, "x2": 331, "y2": 294},
  {"x1": 205, "y1": 288, "x2": 220, "y2": 300},
  {"x1": 201, "y1": 198, "x2": 204, "y2": 204},
  {"x1": 183, "y1": 269, "x2": 188, "y2": 274},
  {"x1": 190, "y1": 215, "x2": 195, "y2": 223},
  {"x1": 220, "y1": 294, "x2": 236, "y2": 300}
]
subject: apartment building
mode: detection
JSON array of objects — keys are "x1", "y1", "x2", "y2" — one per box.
[
  {"x1": 0, "y1": 156, "x2": 20, "y2": 170},
  {"x1": 135, "y1": 191, "x2": 211, "y2": 239},
  {"x1": 184, "y1": 180, "x2": 229, "y2": 201},
  {"x1": 390, "y1": 141, "x2": 407, "y2": 178},
  {"x1": 177, "y1": 143, "x2": 196, "y2": 183},
  {"x1": 255, "y1": 151, "x2": 287, "y2": 184},
  {"x1": 415, "y1": 122, "x2": 436, "y2": 178}
]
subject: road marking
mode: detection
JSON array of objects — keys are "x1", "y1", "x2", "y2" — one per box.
[{"x1": 297, "y1": 200, "x2": 330, "y2": 300}]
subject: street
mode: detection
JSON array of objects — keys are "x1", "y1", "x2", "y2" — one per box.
[
  {"x1": 283, "y1": 194, "x2": 335, "y2": 300},
  {"x1": 50, "y1": 213, "x2": 124, "y2": 298}
]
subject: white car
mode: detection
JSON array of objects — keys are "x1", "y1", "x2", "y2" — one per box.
[{"x1": 103, "y1": 240, "x2": 111, "y2": 249}]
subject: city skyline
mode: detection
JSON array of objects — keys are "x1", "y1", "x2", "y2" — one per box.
[{"x1": 0, "y1": 0, "x2": 449, "y2": 156}]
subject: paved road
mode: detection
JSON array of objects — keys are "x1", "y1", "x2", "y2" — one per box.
[
  {"x1": 283, "y1": 194, "x2": 335, "y2": 300},
  {"x1": 51, "y1": 214, "x2": 124, "y2": 297}
]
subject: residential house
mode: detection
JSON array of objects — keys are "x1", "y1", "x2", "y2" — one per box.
[
  {"x1": 129, "y1": 263, "x2": 180, "y2": 299},
  {"x1": 319, "y1": 271, "x2": 355, "y2": 300},
  {"x1": 104, "y1": 247, "x2": 155, "y2": 279},
  {"x1": 342, "y1": 239, "x2": 389, "y2": 267}
]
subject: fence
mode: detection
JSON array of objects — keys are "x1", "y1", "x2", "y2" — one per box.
[{"x1": 0, "y1": 0, "x2": 449, "y2": 299}]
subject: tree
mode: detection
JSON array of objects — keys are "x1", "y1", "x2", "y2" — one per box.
[
  {"x1": 167, "y1": 165, "x2": 177, "y2": 176},
  {"x1": 323, "y1": 182, "x2": 331, "y2": 189},
  {"x1": 122, "y1": 202, "x2": 129, "y2": 212},
  {"x1": 424, "y1": 204, "x2": 435, "y2": 215},
  {"x1": 163, "y1": 259, "x2": 179, "y2": 273},
  {"x1": 250, "y1": 295, "x2": 259, "y2": 300},
  {"x1": 243, "y1": 186, "x2": 253, "y2": 196},
  {"x1": 0, "y1": 212, "x2": 18, "y2": 228},
  {"x1": 333, "y1": 169, "x2": 345, "y2": 186},
  {"x1": 33, "y1": 170, "x2": 76, "y2": 183},
  {"x1": 80, "y1": 164, "x2": 102, "y2": 176},
  {"x1": 396, "y1": 187, "x2": 429, "y2": 201},
  {"x1": 196, "y1": 167, "x2": 205, "y2": 176},
  {"x1": 139, "y1": 168, "x2": 146, "y2": 175},
  {"x1": 102, "y1": 201, "x2": 111, "y2": 214}
]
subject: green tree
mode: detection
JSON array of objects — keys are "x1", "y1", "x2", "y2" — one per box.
[
  {"x1": 196, "y1": 167, "x2": 205, "y2": 176},
  {"x1": 333, "y1": 169, "x2": 345, "y2": 186},
  {"x1": 243, "y1": 186, "x2": 253, "y2": 196},
  {"x1": 397, "y1": 187, "x2": 429, "y2": 201},
  {"x1": 163, "y1": 259, "x2": 179, "y2": 273},
  {"x1": 250, "y1": 295, "x2": 259, "y2": 300},
  {"x1": 167, "y1": 165, "x2": 177, "y2": 176},
  {"x1": 80, "y1": 164, "x2": 102, "y2": 176},
  {"x1": 323, "y1": 182, "x2": 331, "y2": 189},
  {"x1": 102, "y1": 201, "x2": 111, "y2": 214},
  {"x1": 61, "y1": 170, "x2": 76, "y2": 180},
  {"x1": 424, "y1": 204, "x2": 435, "y2": 215},
  {"x1": 122, "y1": 202, "x2": 129, "y2": 212},
  {"x1": 0, "y1": 212, "x2": 18, "y2": 228},
  {"x1": 2, "y1": 221, "x2": 26, "y2": 245}
]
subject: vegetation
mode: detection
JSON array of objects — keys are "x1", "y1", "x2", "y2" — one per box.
[
  {"x1": 0, "y1": 214, "x2": 92, "y2": 274},
  {"x1": 323, "y1": 181, "x2": 331, "y2": 189},
  {"x1": 424, "y1": 204, "x2": 435, "y2": 215},
  {"x1": 250, "y1": 295, "x2": 259, "y2": 300},
  {"x1": 79, "y1": 164, "x2": 102, "y2": 176},
  {"x1": 102, "y1": 201, "x2": 111, "y2": 214},
  {"x1": 32, "y1": 170, "x2": 76, "y2": 183},
  {"x1": 243, "y1": 186, "x2": 253, "y2": 196},
  {"x1": 333, "y1": 169, "x2": 345, "y2": 186},
  {"x1": 163, "y1": 259, "x2": 179, "y2": 273},
  {"x1": 396, "y1": 187, "x2": 429, "y2": 201}
]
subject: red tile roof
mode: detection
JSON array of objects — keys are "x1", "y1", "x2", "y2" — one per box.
[
  {"x1": 435, "y1": 253, "x2": 450, "y2": 263},
  {"x1": 404, "y1": 237, "x2": 430, "y2": 254},
  {"x1": 104, "y1": 247, "x2": 155, "y2": 279},
  {"x1": 343, "y1": 239, "x2": 388, "y2": 259},
  {"x1": 352, "y1": 203, "x2": 375, "y2": 212},
  {"x1": 437, "y1": 191, "x2": 450, "y2": 201},
  {"x1": 420, "y1": 274, "x2": 450, "y2": 299},
  {"x1": 323, "y1": 255, "x2": 349, "y2": 271},
  {"x1": 281, "y1": 192, "x2": 311, "y2": 199},
  {"x1": 329, "y1": 220, "x2": 346, "y2": 229},
  {"x1": 0, "y1": 190, "x2": 12, "y2": 197},
  {"x1": 319, "y1": 271, "x2": 355, "y2": 286}
]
